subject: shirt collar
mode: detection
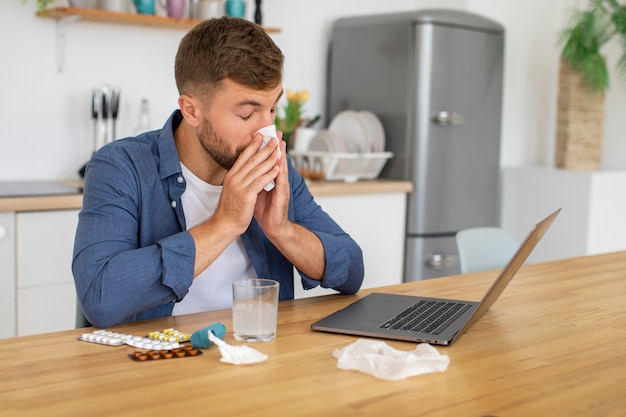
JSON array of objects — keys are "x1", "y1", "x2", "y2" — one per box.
[{"x1": 157, "y1": 110, "x2": 185, "y2": 181}]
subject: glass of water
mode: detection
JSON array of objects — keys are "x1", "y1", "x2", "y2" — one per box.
[{"x1": 232, "y1": 278, "x2": 279, "y2": 342}]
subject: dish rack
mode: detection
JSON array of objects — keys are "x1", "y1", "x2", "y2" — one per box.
[{"x1": 289, "y1": 151, "x2": 393, "y2": 182}]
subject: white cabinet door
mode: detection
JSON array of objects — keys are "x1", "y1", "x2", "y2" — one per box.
[
  {"x1": 295, "y1": 192, "x2": 406, "y2": 299},
  {"x1": 16, "y1": 209, "x2": 80, "y2": 336},
  {"x1": 0, "y1": 212, "x2": 16, "y2": 338}
]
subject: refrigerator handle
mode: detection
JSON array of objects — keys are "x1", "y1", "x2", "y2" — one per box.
[
  {"x1": 425, "y1": 254, "x2": 459, "y2": 269},
  {"x1": 432, "y1": 111, "x2": 466, "y2": 126}
]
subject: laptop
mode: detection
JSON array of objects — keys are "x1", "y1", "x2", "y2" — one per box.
[{"x1": 311, "y1": 208, "x2": 561, "y2": 345}]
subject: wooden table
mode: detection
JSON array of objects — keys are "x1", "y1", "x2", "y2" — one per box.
[{"x1": 1, "y1": 251, "x2": 625, "y2": 416}]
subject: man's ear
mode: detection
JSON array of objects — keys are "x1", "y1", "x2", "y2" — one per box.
[{"x1": 178, "y1": 95, "x2": 202, "y2": 128}]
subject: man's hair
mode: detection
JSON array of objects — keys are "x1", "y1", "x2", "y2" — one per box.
[{"x1": 175, "y1": 17, "x2": 284, "y2": 101}]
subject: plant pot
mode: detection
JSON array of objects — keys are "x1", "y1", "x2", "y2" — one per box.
[{"x1": 555, "y1": 60, "x2": 605, "y2": 171}]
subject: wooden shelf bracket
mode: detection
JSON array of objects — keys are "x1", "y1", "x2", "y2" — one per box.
[{"x1": 55, "y1": 14, "x2": 81, "y2": 73}]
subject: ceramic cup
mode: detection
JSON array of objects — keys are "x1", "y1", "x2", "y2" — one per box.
[
  {"x1": 232, "y1": 278, "x2": 279, "y2": 342},
  {"x1": 293, "y1": 127, "x2": 318, "y2": 152},
  {"x1": 97, "y1": 0, "x2": 133, "y2": 12},
  {"x1": 133, "y1": 0, "x2": 156, "y2": 14},
  {"x1": 159, "y1": 0, "x2": 185, "y2": 17},
  {"x1": 193, "y1": 0, "x2": 222, "y2": 19},
  {"x1": 224, "y1": 0, "x2": 245, "y2": 18}
]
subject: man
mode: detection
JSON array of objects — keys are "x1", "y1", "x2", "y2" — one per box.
[{"x1": 72, "y1": 17, "x2": 364, "y2": 329}]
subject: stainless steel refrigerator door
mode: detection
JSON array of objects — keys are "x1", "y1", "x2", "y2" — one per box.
[
  {"x1": 326, "y1": 11, "x2": 504, "y2": 282},
  {"x1": 404, "y1": 21, "x2": 504, "y2": 235},
  {"x1": 405, "y1": 236, "x2": 460, "y2": 281},
  {"x1": 326, "y1": 15, "x2": 413, "y2": 149}
]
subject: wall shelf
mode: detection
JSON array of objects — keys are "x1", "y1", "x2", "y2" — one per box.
[
  {"x1": 37, "y1": 7, "x2": 280, "y2": 72},
  {"x1": 37, "y1": 7, "x2": 281, "y2": 32}
]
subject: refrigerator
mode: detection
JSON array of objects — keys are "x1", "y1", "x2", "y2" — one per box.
[{"x1": 326, "y1": 10, "x2": 505, "y2": 281}]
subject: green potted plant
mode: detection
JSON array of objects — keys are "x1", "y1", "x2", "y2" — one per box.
[
  {"x1": 555, "y1": 0, "x2": 626, "y2": 171},
  {"x1": 274, "y1": 88, "x2": 309, "y2": 150},
  {"x1": 559, "y1": 0, "x2": 626, "y2": 93}
]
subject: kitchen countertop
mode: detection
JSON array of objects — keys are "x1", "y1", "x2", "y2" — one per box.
[{"x1": 0, "y1": 179, "x2": 412, "y2": 213}]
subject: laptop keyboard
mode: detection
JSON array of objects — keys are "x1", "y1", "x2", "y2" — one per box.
[{"x1": 379, "y1": 300, "x2": 471, "y2": 335}]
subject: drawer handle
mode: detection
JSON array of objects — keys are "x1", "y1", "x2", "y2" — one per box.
[
  {"x1": 425, "y1": 254, "x2": 458, "y2": 269},
  {"x1": 0, "y1": 225, "x2": 6, "y2": 240}
]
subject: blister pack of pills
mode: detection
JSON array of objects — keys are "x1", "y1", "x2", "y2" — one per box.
[
  {"x1": 148, "y1": 328, "x2": 191, "y2": 343},
  {"x1": 79, "y1": 329, "x2": 182, "y2": 350},
  {"x1": 79, "y1": 330, "x2": 132, "y2": 346},
  {"x1": 129, "y1": 346, "x2": 202, "y2": 361},
  {"x1": 125, "y1": 336, "x2": 181, "y2": 350}
]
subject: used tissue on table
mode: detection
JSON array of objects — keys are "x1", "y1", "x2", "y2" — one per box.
[
  {"x1": 208, "y1": 331, "x2": 268, "y2": 365},
  {"x1": 333, "y1": 339, "x2": 449, "y2": 380}
]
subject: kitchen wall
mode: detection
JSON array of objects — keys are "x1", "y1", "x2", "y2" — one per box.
[{"x1": 1, "y1": 0, "x2": 625, "y2": 181}]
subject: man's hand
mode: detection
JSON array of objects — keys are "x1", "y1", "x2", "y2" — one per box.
[
  {"x1": 188, "y1": 133, "x2": 281, "y2": 276},
  {"x1": 217, "y1": 133, "x2": 282, "y2": 235},
  {"x1": 254, "y1": 137, "x2": 326, "y2": 281}
]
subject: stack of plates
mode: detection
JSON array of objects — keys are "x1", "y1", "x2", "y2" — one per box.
[
  {"x1": 307, "y1": 110, "x2": 386, "y2": 154},
  {"x1": 307, "y1": 130, "x2": 347, "y2": 153},
  {"x1": 293, "y1": 110, "x2": 391, "y2": 182}
]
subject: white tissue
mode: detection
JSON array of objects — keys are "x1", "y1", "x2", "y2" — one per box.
[
  {"x1": 207, "y1": 331, "x2": 268, "y2": 365},
  {"x1": 333, "y1": 339, "x2": 449, "y2": 380},
  {"x1": 256, "y1": 125, "x2": 280, "y2": 192}
]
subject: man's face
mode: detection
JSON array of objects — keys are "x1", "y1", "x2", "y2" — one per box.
[{"x1": 197, "y1": 79, "x2": 283, "y2": 170}]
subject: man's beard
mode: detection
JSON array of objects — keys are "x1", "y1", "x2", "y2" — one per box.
[{"x1": 197, "y1": 118, "x2": 246, "y2": 170}]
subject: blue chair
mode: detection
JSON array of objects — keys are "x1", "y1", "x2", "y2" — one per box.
[{"x1": 455, "y1": 227, "x2": 519, "y2": 274}]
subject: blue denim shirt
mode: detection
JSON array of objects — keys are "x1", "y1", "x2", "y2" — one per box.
[{"x1": 73, "y1": 110, "x2": 364, "y2": 328}]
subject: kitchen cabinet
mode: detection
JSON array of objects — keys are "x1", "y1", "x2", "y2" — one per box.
[
  {"x1": 15, "y1": 210, "x2": 80, "y2": 336},
  {"x1": 0, "y1": 209, "x2": 81, "y2": 338},
  {"x1": 501, "y1": 166, "x2": 626, "y2": 263},
  {"x1": 0, "y1": 213, "x2": 16, "y2": 339},
  {"x1": 294, "y1": 189, "x2": 408, "y2": 298}
]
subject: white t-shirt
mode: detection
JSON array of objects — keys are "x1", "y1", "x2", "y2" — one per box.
[{"x1": 172, "y1": 163, "x2": 257, "y2": 316}]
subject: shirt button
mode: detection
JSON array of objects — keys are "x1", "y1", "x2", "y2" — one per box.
[
  {"x1": 171, "y1": 201, "x2": 177, "y2": 208},
  {"x1": 177, "y1": 176, "x2": 184, "y2": 184}
]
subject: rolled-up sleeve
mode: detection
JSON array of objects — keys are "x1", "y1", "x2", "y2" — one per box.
[{"x1": 300, "y1": 229, "x2": 364, "y2": 294}]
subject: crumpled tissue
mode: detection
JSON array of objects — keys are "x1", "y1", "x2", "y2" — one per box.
[
  {"x1": 256, "y1": 124, "x2": 279, "y2": 191},
  {"x1": 333, "y1": 339, "x2": 450, "y2": 380},
  {"x1": 207, "y1": 331, "x2": 268, "y2": 365}
]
